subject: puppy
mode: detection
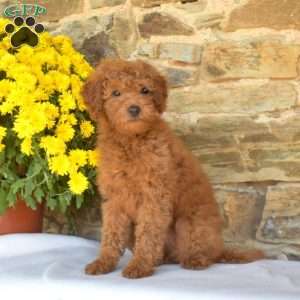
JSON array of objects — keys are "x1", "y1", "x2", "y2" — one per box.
[{"x1": 82, "y1": 59, "x2": 264, "y2": 279}]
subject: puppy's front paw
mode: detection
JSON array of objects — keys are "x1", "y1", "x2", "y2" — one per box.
[
  {"x1": 85, "y1": 259, "x2": 115, "y2": 275},
  {"x1": 122, "y1": 260, "x2": 154, "y2": 279}
]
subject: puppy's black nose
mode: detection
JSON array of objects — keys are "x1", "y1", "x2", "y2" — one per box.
[{"x1": 128, "y1": 105, "x2": 141, "y2": 117}]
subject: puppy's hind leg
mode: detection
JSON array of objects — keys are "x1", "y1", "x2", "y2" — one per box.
[{"x1": 176, "y1": 217, "x2": 224, "y2": 270}]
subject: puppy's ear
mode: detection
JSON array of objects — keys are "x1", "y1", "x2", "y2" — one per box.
[
  {"x1": 137, "y1": 60, "x2": 168, "y2": 114},
  {"x1": 152, "y1": 73, "x2": 168, "y2": 114},
  {"x1": 82, "y1": 71, "x2": 104, "y2": 121}
]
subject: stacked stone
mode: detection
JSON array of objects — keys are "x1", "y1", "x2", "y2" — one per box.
[{"x1": 4, "y1": 0, "x2": 298, "y2": 259}]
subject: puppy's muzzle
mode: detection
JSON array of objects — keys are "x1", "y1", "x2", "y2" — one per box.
[{"x1": 128, "y1": 105, "x2": 141, "y2": 118}]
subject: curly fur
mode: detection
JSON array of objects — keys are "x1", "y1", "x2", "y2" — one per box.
[{"x1": 82, "y1": 59, "x2": 264, "y2": 279}]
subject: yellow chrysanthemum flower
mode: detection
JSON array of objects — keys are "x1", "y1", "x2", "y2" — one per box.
[
  {"x1": 57, "y1": 55, "x2": 71, "y2": 75},
  {"x1": 71, "y1": 53, "x2": 92, "y2": 79},
  {"x1": 14, "y1": 105, "x2": 48, "y2": 138},
  {"x1": 76, "y1": 94, "x2": 87, "y2": 111},
  {"x1": 0, "y1": 126, "x2": 6, "y2": 152},
  {"x1": 38, "y1": 72, "x2": 56, "y2": 93},
  {"x1": 59, "y1": 91, "x2": 76, "y2": 112},
  {"x1": 7, "y1": 63, "x2": 32, "y2": 81},
  {"x1": 0, "y1": 80, "x2": 16, "y2": 100},
  {"x1": 87, "y1": 150, "x2": 99, "y2": 167},
  {"x1": 21, "y1": 137, "x2": 33, "y2": 155},
  {"x1": 48, "y1": 70, "x2": 70, "y2": 93},
  {"x1": 0, "y1": 52, "x2": 17, "y2": 70},
  {"x1": 42, "y1": 102, "x2": 59, "y2": 129},
  {"x1": 56, "y1": 123, "x2": 74, "y2": 142},
  {"x1": 32, "y1": 88, "x2": 48, "y2": 102},
  {"x1": 0, "y1": 126, "x2": 6, "y2": 139},
  {"x1": 0, "y1": 35, "x2": 11, "y2": 51},
  {"x1": 80, "y1": 121, "x2": 94, "y2": 138},
  {"x1": 70, "y1": 74, "x2": 81, "y2": 94},
  {"x1": 15, "y1": 45, "x2": 34, "y2": 63},
  {"x1": 69, "y1": 149, "x2": 87, "y2": 168},
  {"x1": 49, "y1": 155, "x2": 70, "y2": 176},
  {"x1": 40, "y1": 136, "x2": 66, "y2": 155},
  {"x1": 0, "y1": 87, "x2": 22, "y2": 114},
  {"x1": 60, "y1": 113, "x2": 77, "y2": 125},
  {"x1": 68, "y1": 172, "x2": 88, "y2": 195},
  {"x1": 15, "y1": 73, "x2": 37, "y2": 92}
]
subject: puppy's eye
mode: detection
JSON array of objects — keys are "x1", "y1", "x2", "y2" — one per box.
[
  {"x1": 141, "y1": 87, "x2": 150, "y2": 95},
  {"x1": 112, "y1": 90, "x2": 121, "y2": 97}
]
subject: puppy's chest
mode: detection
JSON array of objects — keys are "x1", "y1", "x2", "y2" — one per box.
[
  {"x1": 102, "y1": 150, "x2": 167, "y2": 189},
  {"x1": 100, "y1": 143, "x2": 173, "y2": 202}
]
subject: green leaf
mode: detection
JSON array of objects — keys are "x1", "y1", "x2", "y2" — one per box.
[
  {"x1": 47, "y1": 197, "x2": 57, "y2": 210},
  {"x1": 58, "y1": 192, "x2": 73, "y2": 213},
  {"x1": 0, "y1": 188, "x2": 8, "y2": 215},
  {"x1": 25, "y1": 195, "x2": 36, "y2": 210},
  {"x1": 65, "y1": 193, "x2": 72, "y2": 202},
  {"x1": 6, "y1": 188, "x2": 17, "y2": 207},
  {"x1": 58, "y1": 195, "x2": 68, "y2": 213},
  {"x1": 75, "y1": 195, "x2": 84, "y2": 209},
  {"x1": 27, "y1": 159, "x2": 42, "y2": 177},
  {"x1": 11, "y1": 179, "x2": 24, "y2": 194},
  {"x1": 24, "y1": 181, "x2": 35, "y2": 198},
  {"x1": 2, "y1": 164, "x2": 17, "y2": 181},
  {"x1": 34, "y1": 188, "x2": 44, "y2": 204},
  {"x1": 0, "y1": 151, "x2": 5, "y2": 166},
  {"x1": 6, "y1": 147, "x2": 16, "y2": 160},
  {"x1": 45, "y1": 172, "x2": 53, "y2": 190}
]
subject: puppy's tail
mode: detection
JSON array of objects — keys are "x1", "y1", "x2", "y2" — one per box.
[{"x1": 218, "y1": 248, "x2": 265, "y2": 264}]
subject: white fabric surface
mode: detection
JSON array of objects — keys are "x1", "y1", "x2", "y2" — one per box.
[{"x1": 0, "y1": 234, "x2": 299, "y2": 300}]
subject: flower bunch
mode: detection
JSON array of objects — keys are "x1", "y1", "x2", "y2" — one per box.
[{"x1": 0, "y1": 18, "x2": 99, "y2": 213}]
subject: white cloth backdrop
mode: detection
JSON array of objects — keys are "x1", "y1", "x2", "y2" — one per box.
[{"x1": 0, "y1": 234, "x2": 299, "y2": 300}]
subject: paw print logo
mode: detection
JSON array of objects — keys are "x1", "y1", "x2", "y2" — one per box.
[{"x1": 5, "y1": 16, "x2": 44, "y2": 48}]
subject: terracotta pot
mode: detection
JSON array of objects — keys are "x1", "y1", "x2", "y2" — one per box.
[{"x1": 0, "y1": 198, "x2": 44, "y2": 235}]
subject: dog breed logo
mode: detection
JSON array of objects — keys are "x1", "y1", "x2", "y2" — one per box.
[{"x1": 5, "y1": 16, "x2": 44, "y2": 48}]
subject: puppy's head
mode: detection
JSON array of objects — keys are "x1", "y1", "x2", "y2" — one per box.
[{"x1": 82, "y1": 59, "x2": 168, "y2": 135}]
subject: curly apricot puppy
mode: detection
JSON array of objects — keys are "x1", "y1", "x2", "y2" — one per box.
[{"x1": 82, "y1": 59, "x2": 264, "y2": 279}]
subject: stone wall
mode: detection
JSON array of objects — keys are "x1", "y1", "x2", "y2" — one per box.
[{"x1": 3, "y1": 0, "x2": 299, "y2": 260}]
